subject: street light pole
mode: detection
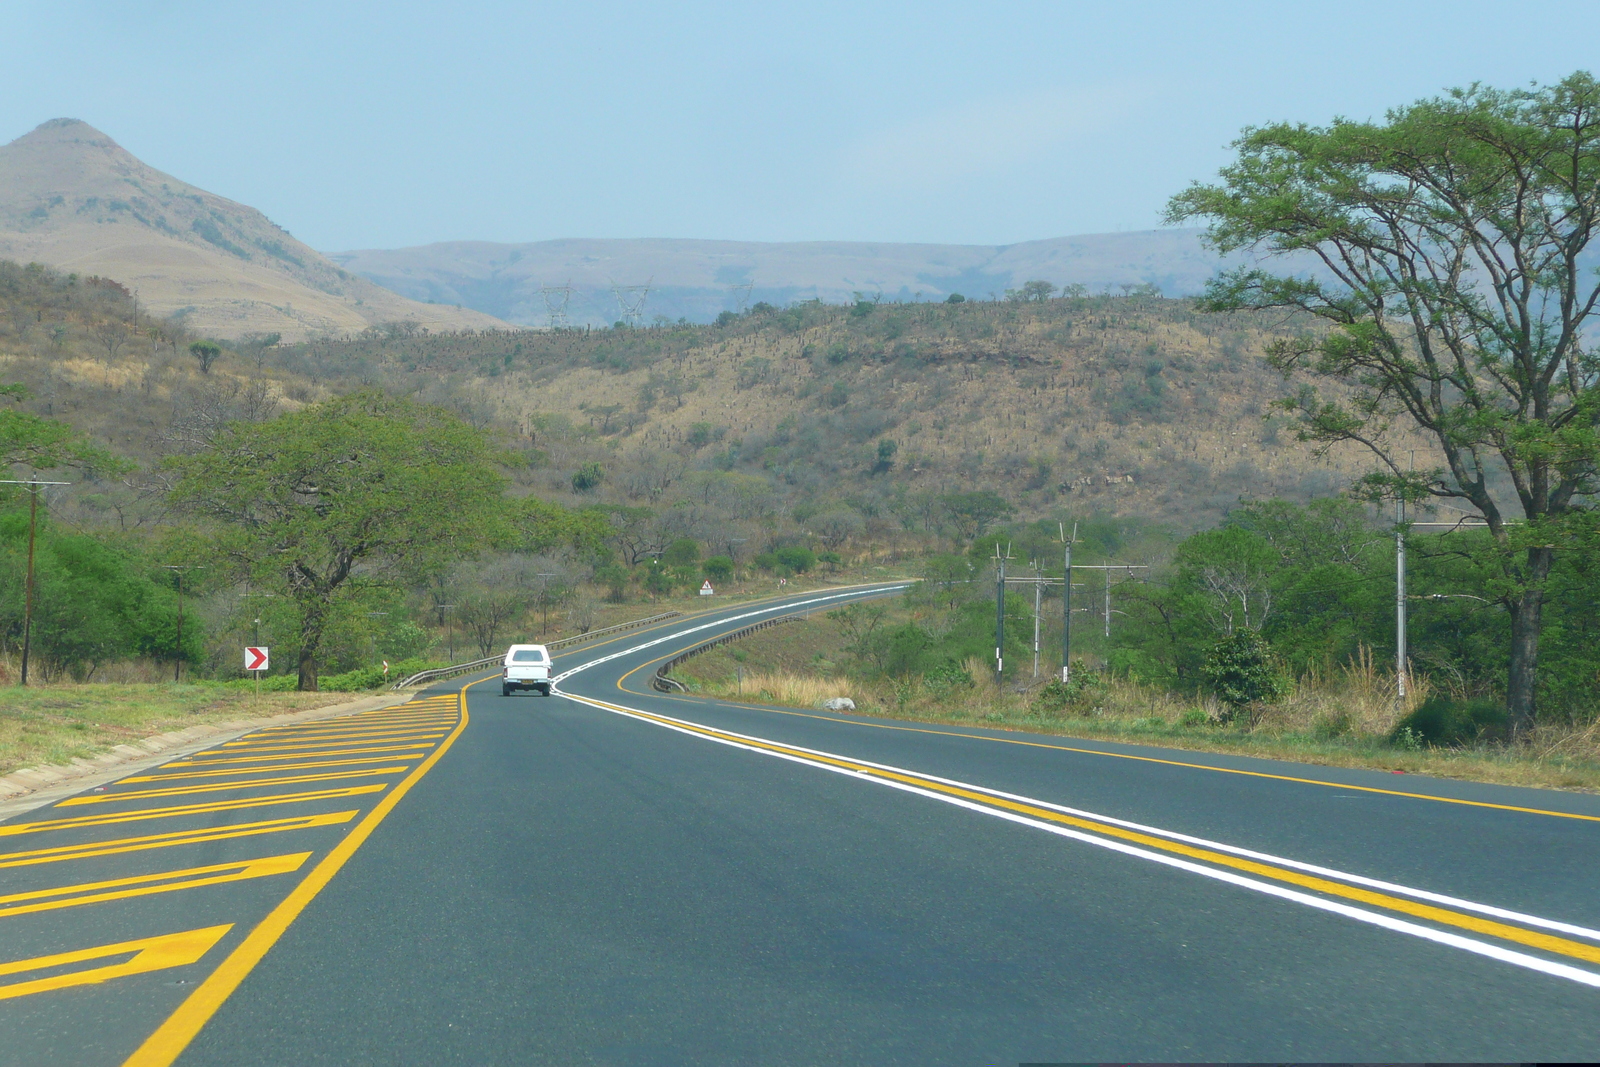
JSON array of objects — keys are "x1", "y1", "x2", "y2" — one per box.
[{"x1": 1, "y1": 479, "x2": 70, "y2": 686}]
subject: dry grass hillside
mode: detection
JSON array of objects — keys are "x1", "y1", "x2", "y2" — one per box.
[
  {"x1": 0, "y1": 261, "x2": 1429, "y2": 538},
  {"x1": 0, "y1": 119, "x2": 513, "y2": 341},
  {"x1": 270, "y1": 294, "x2": 1430, "y2": 532}
]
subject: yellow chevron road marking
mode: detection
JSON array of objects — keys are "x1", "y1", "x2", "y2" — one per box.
[
  {"x1": 0, "y1": 787, "x2": 386, "y2": 837},
  {"x1": 0, "y1": 854, "x2": 309, "y2": 919},
  {"x1": 57, "y1": 768, "x2": 408, "y2": 806},
  {"x1": 0, "y1": 925, "x2": 232, "y2": 1002},
  {"x1": 0, "y1": 812, "x2": 358, "y2": 869}
]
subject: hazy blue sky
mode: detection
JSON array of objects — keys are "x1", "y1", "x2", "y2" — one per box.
[{"x1": 5, "y1": 1, "x2": 1597, "y2": 252}]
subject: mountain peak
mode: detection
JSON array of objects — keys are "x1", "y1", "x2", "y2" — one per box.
[
  {"x1": 9, "y1": 118, "x2": 122, "y2": 151},
  {"x1": 0, "y1": 119, "x2": 514, "y2": 339}
]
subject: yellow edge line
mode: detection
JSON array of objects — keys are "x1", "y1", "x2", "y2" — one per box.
[{"x1": 123, "y1": 687, "x2": 473, "y2": 1067}]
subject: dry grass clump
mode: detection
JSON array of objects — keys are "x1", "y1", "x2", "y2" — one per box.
[{"x1": 703, "y1": 671, "x2": 849, "y2": 709}]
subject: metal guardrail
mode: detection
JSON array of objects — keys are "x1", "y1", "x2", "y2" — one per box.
[
  {"x1": 391, "y1": 610, "x2": 684, "y2": 689},
  {"x1": 651, "y1": 614, "x2": 805, "y2": 693}
]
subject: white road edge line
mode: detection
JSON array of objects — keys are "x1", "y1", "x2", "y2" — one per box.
[
  {"x1": 554, "y1": 686, "x2": 1600, "y2": 991},
  {"x1": 551, "y1": 585, "x2": 911, "y2": 686}
]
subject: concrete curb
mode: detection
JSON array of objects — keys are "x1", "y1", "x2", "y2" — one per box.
[{"x1": 0, "y1": 689, "x2": 421, "y2": 822}]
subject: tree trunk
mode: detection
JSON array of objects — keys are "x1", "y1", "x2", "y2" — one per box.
[
  {"x1": 1506, "y1": 547, "x2": 1553, "y2": 740},
  {"x1": 297, "y1": 647, "x2": 319, "y2": 692},
  {"x1": 296, "y1": 604, "x2": 327, "y2": 692}
]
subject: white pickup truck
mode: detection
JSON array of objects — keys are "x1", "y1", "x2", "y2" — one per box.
[{"x1": 502, "y1": 644, "x2": 553, "y2": 697}]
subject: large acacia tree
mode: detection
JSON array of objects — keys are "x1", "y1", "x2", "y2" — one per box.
[
  {"x1": 169, "y1": 391, "x2": 507, "y2": 689},
  {"x1": 1168, "y1": 73, "x2": 1600, "y2": 737}
]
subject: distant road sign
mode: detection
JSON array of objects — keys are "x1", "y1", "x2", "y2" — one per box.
[
  {"x1": 699, "y1": 580, "x2": 714, "y2": 596},
  {"x1": 245, "y1": 647, "x2": 269, "y2": 671}
]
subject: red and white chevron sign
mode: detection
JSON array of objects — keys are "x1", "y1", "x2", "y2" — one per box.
[{"x1": 244, "y1": 647, "x2": 269, "y2": 671}]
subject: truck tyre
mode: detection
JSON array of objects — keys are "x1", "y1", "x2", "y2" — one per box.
[
  {"x1": 538, "y1": 684, "x2": 551, "y2": 696},
  {"x1": 501, "y1": 684, "x2": 513, "y2": 697}
]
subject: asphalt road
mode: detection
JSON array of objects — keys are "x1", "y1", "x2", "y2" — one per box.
[{"x1": 4, "y1": 582, "x2": 1600, "y2": 1064}]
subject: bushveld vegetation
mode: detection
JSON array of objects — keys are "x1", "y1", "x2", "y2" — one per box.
[{"x1": 2, "y1": 71, "x2": 1599, "y2": 785}]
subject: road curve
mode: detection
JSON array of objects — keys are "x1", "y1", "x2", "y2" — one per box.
[{"x1": 3, "y1": 582, "x2": 1599, "y2": 1064}]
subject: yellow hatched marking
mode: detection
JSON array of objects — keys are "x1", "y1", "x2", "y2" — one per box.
[
  {"x1": 238, "y1": 723, "x2": 452, "y2": 741},
  {"x1": 233, "y1": 721, "x2": 453, "y2": 738},
  {"x1": 0, "y1": 787, "x2": 385, "y2": 838},
  {"x1": 125, "y1": 757, "x2": 419, "y2": 783},
  {"x1": 165, "y1": 744, "x2": 431, "y2": 767},
  {"x1": 245, "y1": 713, "x2": 454, "y2": 728},
  {"x1": 216, "y1": 731, "x2": 447, "y2": 750},
  {"x1": 0, "y1": 812, "x2": 357, "y2": 869},
  {"x1": 0, "y1": 853, "x2": 309, "y2": 919},
  {"x1": 0, "y1": 925, "x2": 232, "y2": 1001},
  {"x1": 126, "y1": 689, "x2": 473, "y2": 1066},
  {"x1": 58, "y1": 768, "x2": 408, "y2": 806}
]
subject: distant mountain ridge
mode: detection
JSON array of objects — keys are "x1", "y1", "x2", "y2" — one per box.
[
  {"x1": 331, "y1": 230, "x2": 1258, "y2": 327},
  {"x1": 0, "y1": 119, "x2": 513, "y2": 340}
]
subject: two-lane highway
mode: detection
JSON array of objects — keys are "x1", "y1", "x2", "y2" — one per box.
[{"x1": 5, "y1": 582, "x2": 1600, "y2": 1064}]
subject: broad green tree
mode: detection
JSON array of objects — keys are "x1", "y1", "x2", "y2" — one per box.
[
  {"x1": 1167, "y1": 72, "x2": 1600, "y2": 736},
  {"x1": 1, "y1": 383, "x2": 121, "y2": 473},
  {"x1": 168, "y1": 391, "x2": 507, "y2": 690}
]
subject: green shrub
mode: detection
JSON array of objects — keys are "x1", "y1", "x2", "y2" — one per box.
[
  {"x1": 1179, "y1": 708, "x2": 1210, "y2": 727},
  {"x1": 702, "y1": 555, "x2": 734, "y2": 582},
  {"x1": 923, "y1": 661, "x2": 972, "y2": 696},
  {"x1": 642, "y1": 562, "x2": 675, "y2": 597},
  {"x1": 1389, "y1": 696, "x2": 1507, "y2": 747},
  {"x1": 318, "y1": 657, "x2": 443, "y2": 692},
  {"x1": 775, "y1": 546, "x2": 815, "y2": 573},
  {"x1": 224, "y1": 673, "x2": 298, "y2": 692},
  {"x1": 662, "y1": 537, "x2": 700, "y2": 566},
  {"x1": 570, "y1": 462, "x2": 605, "y2": 492},
  {"x1": 1032, "y1": 672, "x2": 1106, "y2": 715},
  {"x1": 1201, "y1": 629, "x2": 1290, "y2": 714}
]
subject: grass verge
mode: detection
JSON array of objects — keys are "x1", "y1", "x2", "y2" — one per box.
[
  {"x1": 0, "y1": 684, "x2": 371, "y2": 777},
  {"x1": 670, "y1": 619, "x2": 1600, "y2": 794}
]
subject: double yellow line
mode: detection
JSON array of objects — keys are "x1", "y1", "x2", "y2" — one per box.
[{"x1": 568, "y1": 692, "x2": 1600, "y2": 985}]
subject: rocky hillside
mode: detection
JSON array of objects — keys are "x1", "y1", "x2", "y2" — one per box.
[{"x1": 0, "y1": 119, "x2": 514, "y2": 341}]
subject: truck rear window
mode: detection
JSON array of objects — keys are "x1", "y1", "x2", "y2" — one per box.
[{"x1": 511, "y1": 650, "x2": 547, "y2": 663}]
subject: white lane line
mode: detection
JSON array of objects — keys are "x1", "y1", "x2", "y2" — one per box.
[
  {"x1": 550, "y1": 585, "x2": 911, "y2": 685},
  {"x1": 560, "y1": 691, "x2": 1600, "y2": 991}
]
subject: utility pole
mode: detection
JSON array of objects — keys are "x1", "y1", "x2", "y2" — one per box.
[
  {"x1": 161, "y1": 565, "x2": 205, "y2": 682},
  {"x1": 1395, "y1": 504, "x2": 1407, "y2": 712},
  {"x1": 1031, "y1": 559, "x2": 1042, "y2": 679},
  {"x1": 1061, "y1": 522, "x2": 1076, "y2": 683},
  {"x1": 536, "y1": 573, "x2": 556, "y2": 634},
  {"x1": 435, "y1": 604, "x2": 456, "y2": 663},
  {"x1": 1064, "y1": 561, "x2": 1148, "y2": 648},
  {"x1": 993, "y1": 541, "x2": 1013, "y2": 688},
  {"x1": 1, "y1": 479, "x2": 70, "y2": 686},
  {"x1": 1105, "y1": 572, "x2": 1112, "y2": 639}
]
